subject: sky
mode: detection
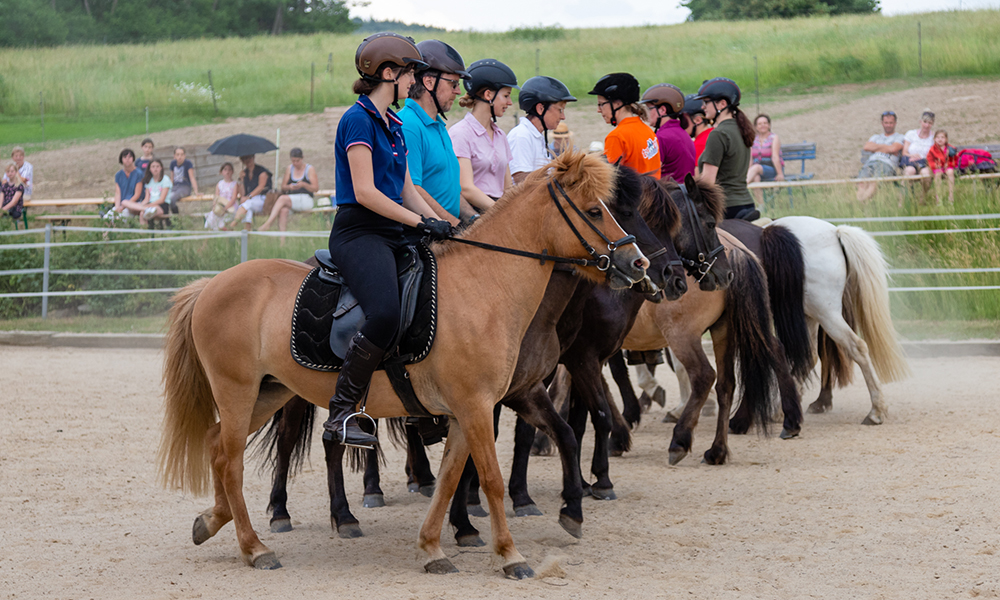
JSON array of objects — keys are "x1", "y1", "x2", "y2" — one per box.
[{"x1": 349, "y1": 0, "x2": 998, "y2": 31}]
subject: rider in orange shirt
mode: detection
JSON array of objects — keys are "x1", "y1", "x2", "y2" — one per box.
[{"x1": 590, "y1": 73, "x2": 660, "y2": 178}]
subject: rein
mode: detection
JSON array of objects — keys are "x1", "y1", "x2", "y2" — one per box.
[
  {"x1": 446, "y1": 179, "x2": 640, "y2": 274},
  {"x1": 678, "y1": 183, "x2": 725, "y2": 283}
]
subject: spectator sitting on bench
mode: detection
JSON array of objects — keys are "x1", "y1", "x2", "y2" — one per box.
[
  {"x1": 258, "y1": 147, "x2": 318, "y2": 235},
  {"x1": 136, "y1": 138, "x2": 155, "y2": 174},
  {"x1": 926, "y1": 129, "x2": 958, "y2": 206},
  {"x1": 747, "y1": 113, "x2": 785, "y2": 204},
  {"x1": 1, "y1": 163, "x2": 25, "y2": 222},
  {"x1": 107, "y1": 148, "x2": 144, "y2": 220},
  {"x1": 139, "y1": 159, "x2": 172, "y2": 226},
  {"x1": 901, "y1": 110, "x2": 936, "y2": 203},
  {"x1": 167, "y1": 147, "x2": 198, "y2": 212},
  {"x1": 856, "y1": 110, "x2": 904, "y2": 202},
  {"x1": 227, "y1": 154, "x2": 272, "y2": 231},
  {"x1": 2, "y1": 147, "x2": 33, "y2": 201}
]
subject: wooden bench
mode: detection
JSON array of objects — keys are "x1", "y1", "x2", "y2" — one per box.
[{"x1": 781, "y1": 142, "x2": 817, "y2": 182}]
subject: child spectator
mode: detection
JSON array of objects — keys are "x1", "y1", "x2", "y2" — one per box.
[
  {"x1": 1, "y1": 163, "x2": 25, "y2": 221},
  {"x1": 139, "y1": 159, "x2": 172, "y2": 225},
  {"x1": 107, "y1": 148, "x2": 144, "y2": 220},
  {"x1": 926, "y1": 129, "x2": 957, "y2": 205},
  {"x1": 2, "y1": 147, "x2": 33, "y2": 200},
  {"x1": 205, "y1": 162, "x2": 237, "y2": 231},
  {"x1": 136, "y1": 138, "x2": 155, "y2": 174},
  {"x1": 167, "y1": 147, "x2": 199, "y2": 211}
]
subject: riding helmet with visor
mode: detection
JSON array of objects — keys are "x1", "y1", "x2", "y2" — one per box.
[
  {"x1": 640, "y1": 83, "x2": 685, "y2": 130},
  {"x1": 681, "y1": 93, "x2": 706, "y2": 116},
  {"x1": 519, "y1": 76, "x2": 577, "y2": 147},
  {"x1": 589, "y1": 72, "x2": 640, "y2": 126},
  {"x1": 415, "y1": 39, "x2": 469, "y2": 120},
  {"x1": 464, "y1": 59, "x2": 519, "y2": 122},
  {"x1": 355, "y1": 32, "x2": 428, "y2": 108},
  {"x1": 693, "y1": 77, "x2": 741, "y2": 108}
]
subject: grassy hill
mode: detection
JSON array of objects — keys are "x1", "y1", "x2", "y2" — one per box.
[{"x1": 1, "y1": 9, "x2": 999, "y2": 146}]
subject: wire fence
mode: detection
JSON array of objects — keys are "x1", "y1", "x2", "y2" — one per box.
[{"x1": 1, "y1": 215, "x2": 999, "y2": 318}]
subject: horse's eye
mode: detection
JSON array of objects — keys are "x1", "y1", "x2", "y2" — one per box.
[
  {"x1": 587, "y1": 208, "x2": 602, "y2": 218},
  {"x1": 620, "y1": 211, "x2": 633, "y2": 218},
  {"x1": 708, "y1": 221, "x2": 716, "y2": 228}
]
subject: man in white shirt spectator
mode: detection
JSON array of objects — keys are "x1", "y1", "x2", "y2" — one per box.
[
  {"x1": 2, "y1": 147, "x2": 33, "y2": 199},
  {"x1": 507, "y1": 76, "x2": 576, "y2": 184},
  {"x1": 856, "y1": 111, "x2": 905, "y2": 202}
]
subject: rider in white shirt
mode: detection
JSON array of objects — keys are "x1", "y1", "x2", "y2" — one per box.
[{"x1": 507, "y1": 76, "x2": 576, "y2": 184}]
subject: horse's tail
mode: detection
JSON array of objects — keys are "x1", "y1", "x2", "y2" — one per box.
[
  {"x1": 760, "y1": 223, "x2": 812, "y2": 382},
  {"x1": 157, "y1": 278, "x2": 216, "y2": 496},
  {"x1": 836, "y1": 225, "x2": 911, "y2": 383},
  {"x1": 725, "y1": 248, "x2": 779, "y2": 435}
]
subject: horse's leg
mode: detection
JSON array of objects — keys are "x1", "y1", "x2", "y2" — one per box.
[
  {"x1": 531, "y1": 366, "x2": 570, "y2": 457},
  {"x1": 362, "y1": 443, "x2": 385, "y2": 508},
  {"x1": 193, "y1": 423, "x2": 233, "y2": 545},
  {"x1": 448, "y1": 456, "x2": 485, "y2": 547},
  {"x1": 823, "y1": 317, "x2": 886, "y2": 424},
  {"x1": 505, "y1": 383, "x2": 585, "y2": 539},
  {"x1": 567, "y1": 364, "x2": 617, "y2": 500},
  {"x1": 268, "y1": 402, "x2": 305, "y2": 533},
  {"x1": 609, "y1": 350, "x2": 642, "y2": 429},
  {"x1": 667, "y1": 343, "x2": 716, "y2": 466},
  {"x1": 405, "y1": 422, "x2": 436, "y2": 497},
  {"x1": 323, "y1": 435, "x2": 362, "y2": 538},
  {"x1": 509, "y1": 414, "x2": 541, "y2": 515},
  {"x1": 419, "y1": 419, "x2": 471, "y2": 574},
  {"x1": 811, "y1": 341, "x2": 836, "y2": 413},
  {"x1": 773, "y1": 338, "x2": 804, "y2": 439},
  {"x1": 565, "y1": 387, "x2": 591, "y2": 494},
  {"x1": 704, "y1": 322, "x2": 734, "y2": 465},
  {"x1": 465, "y1": 403, "x2": 501, "y2": 518}
]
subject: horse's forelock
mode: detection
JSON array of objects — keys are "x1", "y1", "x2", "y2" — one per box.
[
  {"x1": 551, "y1": 151, "x2": 616, "y2": 207},
  {"x1": 638, "y1": 175, "x2": 682, "y2": 238}
]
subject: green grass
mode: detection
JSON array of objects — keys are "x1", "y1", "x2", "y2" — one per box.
[
  {"x1": 894, "y1": 319, "x2": 1000, "y2": 340},
  {"x1": 0, "y1": 113, "x2": 215, "y2": 152},
  {"x1": 1, "y1": 9, "x2": 999, "y2": 135},
  {"x1": 0, "y1": 314, "x2": 167, "y2": 333}
]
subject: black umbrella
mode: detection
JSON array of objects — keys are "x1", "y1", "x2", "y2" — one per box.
[{"x1": 207, "y1": 134, "x2": 278, "y2": 156}]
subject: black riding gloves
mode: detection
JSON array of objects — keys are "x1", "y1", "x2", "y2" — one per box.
[{"x1": 420, "y1": 216, "x2": 454, "y2": 240}]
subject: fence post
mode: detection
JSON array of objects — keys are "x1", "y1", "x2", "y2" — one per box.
[
  {"x1": 535, "y1": 48, "x2": 540, "y2": 76},
  {"x1": 310, "y1": 62, "x2": 315, "y2": 112},
  {"x1": 918, "y1": 22, "x2": 923, "y2": 77},
  {"x1": 754, "y1": 56, "x2": 760, "y2": 116},
  {"x1": 145, "y1": 106, "x2": 149, "y2": 134},
  {"x1": 240, "y1": 230, "x2": 248, "y2": 263},
  {"x1": 41, "y1": 223, "x2": 51, "y2": 318},
  {"x1": 327, "y1": 52, "x2": 333, "y2": 74},
  {"x1": 40, "y1": 92, "x2": 45, "y2": 145},
  {"x1": 208, "y1": 70, "x2": 219, "y2": 114}
]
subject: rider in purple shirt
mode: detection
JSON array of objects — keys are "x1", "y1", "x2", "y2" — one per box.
[{"x1": 640, "y1": 84, "x2": 696, "y2": 182}]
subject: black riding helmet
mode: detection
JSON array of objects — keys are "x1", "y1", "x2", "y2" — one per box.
[
  {"x1": 589, "y1": 72, "x2": 640, "y2": 126},
  {"x1": 464, "y1": 59, "x2": 519, "y2": 122},
  {"x1": 693, "y1": 77, "x2": 741, "y2": 109},
  {"x1": 355, "y1": 32, "x2": 428, "y2": 109},
  {"x1": 681, "y1": 93, "x2": 706, "y2": 116},
  {"x1": 519, "y1": 76, "x2": 577, "y2": 149},
  {"x1": 415, "y1": 39, "x2": 469, "y2": 120}
]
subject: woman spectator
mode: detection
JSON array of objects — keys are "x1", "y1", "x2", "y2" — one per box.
[
  {"x1": 227, "y1": 154, "x2": 273, "y2": 230},
  {"x1": 694, "y1": 78, "x2": 757, "y2": 220},
  {"x1": 590, "y1": 72, "x2": 660, "y2": 179},
  {"x1": 259, "y1": 148, "x2": 318, "y2": 235},
  {"x1": 448, "y1": 59, "x2": 517, "y2": 212},
  {"x1": 2, "y1": 147, "x2": 33, "y2": 200},
  {"x1": 926, "y1": 129, "x2": 957, "y2": 206},
  {"x1": 902, "y1": 110, "x2": 936, "y2": 201},
  {"x1": 1, "y1": 163, "x2": 25, "y2": 222},
  {"x1": 746, "y1": 114, "x2": 785, "y2": 204},
  {"x1": 138, "y1": 159, "x2": 172, "y2": 226},
  {"x1": 167, "y1": 147, "x2": 199, "y2": 211},
  {"x1": 107, "y1": 148, "x2": 144, "y2": 220},
  {"x1": 318, "y1": 32, "x2": 449, "y2": 447}
]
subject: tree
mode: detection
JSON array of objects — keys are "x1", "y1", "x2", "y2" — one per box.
[{"x1": 682, "y1": 0, "x2": 880, "y2": 21}]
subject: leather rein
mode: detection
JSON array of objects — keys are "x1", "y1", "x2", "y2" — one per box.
[
  {"x1": 677, "y1": 183, "x2": 725, "y2": 283},
  {"x1": 447, "y1": 179, "x2": 659, "y2": 282}
]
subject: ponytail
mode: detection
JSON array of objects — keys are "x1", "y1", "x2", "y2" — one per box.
[{"x1": 732, "y1": 107, "x2": 755, "y2": 148}]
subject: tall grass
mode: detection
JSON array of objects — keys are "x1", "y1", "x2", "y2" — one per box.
[{"x1": 1, "y1": 10, "x2": 998, "y2": 124}]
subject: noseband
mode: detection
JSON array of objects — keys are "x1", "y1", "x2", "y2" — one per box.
[
  {"x1": 446, "y1": 179, "x2": 641, "y2": 280},
  {"x1": 678, "y1": 183, "x2": 725, "y2": 283}
]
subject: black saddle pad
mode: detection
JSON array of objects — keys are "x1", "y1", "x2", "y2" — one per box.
[{"x1": 290, "y1": 242, "x2": 437, "y2": 372}]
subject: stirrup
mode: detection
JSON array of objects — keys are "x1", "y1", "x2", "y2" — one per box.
[{"x1": 341, "y1": 409, "x2": 378, "y2": 450}]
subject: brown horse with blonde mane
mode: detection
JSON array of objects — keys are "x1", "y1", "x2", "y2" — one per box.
[{"x1": 157, "y1": 151, "x2": 648, "y2": 577}]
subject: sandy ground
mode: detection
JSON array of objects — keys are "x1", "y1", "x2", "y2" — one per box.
[
  {"x1": 22, "y1": 78, "x2": 1000, "y2": 200},
  {"x1": 2, "y1": 345, "x2": 999, "y2": 599}
]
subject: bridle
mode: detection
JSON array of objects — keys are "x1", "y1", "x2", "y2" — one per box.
[
  {"x1": 677, "y1": 183, "x2": 724, "y2": 283},
  {"x1": 447, "y1": 179, "x2": 645, "y2": 284}
]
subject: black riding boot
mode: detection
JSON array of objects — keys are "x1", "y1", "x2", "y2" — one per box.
[{"x1": 322, "y1": 331, "x2": 384, "y2": 447}]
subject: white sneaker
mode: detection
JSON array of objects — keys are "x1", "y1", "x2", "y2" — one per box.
[
  {"x1": 144, "y1": 206, "x2": 157, "y2": 218},
  {"x1": 102, "y1": 210, "x2": 117, "y2": 220}
]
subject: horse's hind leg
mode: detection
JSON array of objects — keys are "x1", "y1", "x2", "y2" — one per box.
[
  {"x1": 668, "y1": 343, "x2": 716, "y2": 465},
  {"x1": 193, "y1": 423, "x2": 233, "y2": 545},
  {"x1": 566, "y1": 363, "x2": 617, "y2": 500},
  {"x1": 810, "y1": 343, "x2": 836, "y2": 414},
  {"x1": 405, "y1": 423, "x2": 436, "y2": 497},
  {"x1": 362, "y1": 443, "x2": 384, "y2": 508},
  {"x1": 509, "y1": 414, "x2": 541, "y2": 515},
  {"x1": 704, "y1": 323, "x2": 734, "y2": 465},
  {"x1": 608, "y1": 350, "x2": 642, "y2": 429},
  {"x1": 464, "y1": 403, "x2": 501, "y2": 518},
  {"x1": 324, "y1": 436, "x2": 362, "y2": 538},
  {"x1": 448, "y1": 457, "x2": 485, "y2": 547},
  {"x1": 419, "y1": 419, "x2": 472, "y2": 574},
  {"x1": 268, "y1": 400, "x2": 308, "y2": 533},
  {"x1": 821, "y1": 317, "x2": 885, "y2": 424}
]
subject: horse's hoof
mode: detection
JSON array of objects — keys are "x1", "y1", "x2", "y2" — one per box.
[
  {"x1": 467, "y1": 503, "x2": 488, "y2": 518},
  {"x1": 638, "y1": 392, "x2": 653, "y2": 412},
  {"x1": 456, "y1": 533, "x2": 486, "y2": 547},
  {"x1": 702, "y1": 449, "x2": 727, "y2": 465},
  {"x1": 590, "y1": 487, "x2": 617, "y2": 501},
  {"x1": 362, "y1": 494, "x2": 385, "y2": 508},
  {"x1": 608, "y1": 448, "x2": 624, "y2": 457},
  {"x1": 192, "y1": 515, "x2": 212, "y2": 545},
  {"x1": 424, "y1": 558, "x2": 459, "y2": 574},
  {"x1": 336, "y1": 521, "x2": 364, "y2": 539},
  {"x1": 662, "y1": 412, "x2": 679, "y2": 424},
  {"x1": 252, "y1": 552, "x2": 282, "y2": 570},
  {"x1": 780, "y1": 428, "x2": 801, "y2": 440},
  {"x1": 668, "y1": 448, "x2": 688, "y2": 465},
  {"x1": 729, "y1": 420, "x2": 750, "y2": 435},
  {"x1": 558, "y1": 513, "x2": 583, "y2": 539},
  {"x1": 514, "y1": 504, "x2": 543, "y2": 517},
  {"x1": 418, "y1": 484, "x2": 436, "y2": 498},
  {"x1": 807, "y1": 400, "x2": 831, "y2": 414},
  {"x1": 408, "y1": 482, "x2": 420, "y2": 493},
  {"x1": 503, "y1": 562, "x2": 535, "y2": 580},
  {"x1": 653, "y1": 387, "x2": 667, "y2": 408},
  {"x1": 862, "y1": 415, "x2": 883, "y2": 426},
  {"x1": 269, "y1": 518, "x2": 293, "y2": 533}
]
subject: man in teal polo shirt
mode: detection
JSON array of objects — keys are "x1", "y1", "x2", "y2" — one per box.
[{"x1": 399, "y1": 40, "x2": 467, "y2": 226}]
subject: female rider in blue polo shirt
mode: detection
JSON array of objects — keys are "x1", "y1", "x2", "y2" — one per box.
[{"x1": 322, "y1": 33, "x2": 454, "y2": 447}]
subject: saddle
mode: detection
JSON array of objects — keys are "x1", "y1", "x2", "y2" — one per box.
[{"x1": 290, "y1": 242, "x2": 438, "y2": 417}]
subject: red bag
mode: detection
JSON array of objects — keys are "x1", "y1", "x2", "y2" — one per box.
[{"x1": 957, "y1": 148, "x2": 997, "y2": 173}]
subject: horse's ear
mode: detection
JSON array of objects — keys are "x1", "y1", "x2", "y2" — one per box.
[{"x1": 684, "y1": 173, "x2": 699, "y2": 200}]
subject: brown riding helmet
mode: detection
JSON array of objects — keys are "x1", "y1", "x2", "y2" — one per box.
[
  {"x1": 640, "y1": 84, "x2": 685, "y2": 116},
  {"x1": 355, "y1": 32, "x2": 428, "y2": 79}
]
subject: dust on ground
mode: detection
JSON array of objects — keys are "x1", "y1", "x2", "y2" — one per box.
[
  {"x1": 2, "y1": 345, "x2": 999, "y2": 599},
  {"x1": 22, "y1": 78, "x2": 1000, "y2": 200}
]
